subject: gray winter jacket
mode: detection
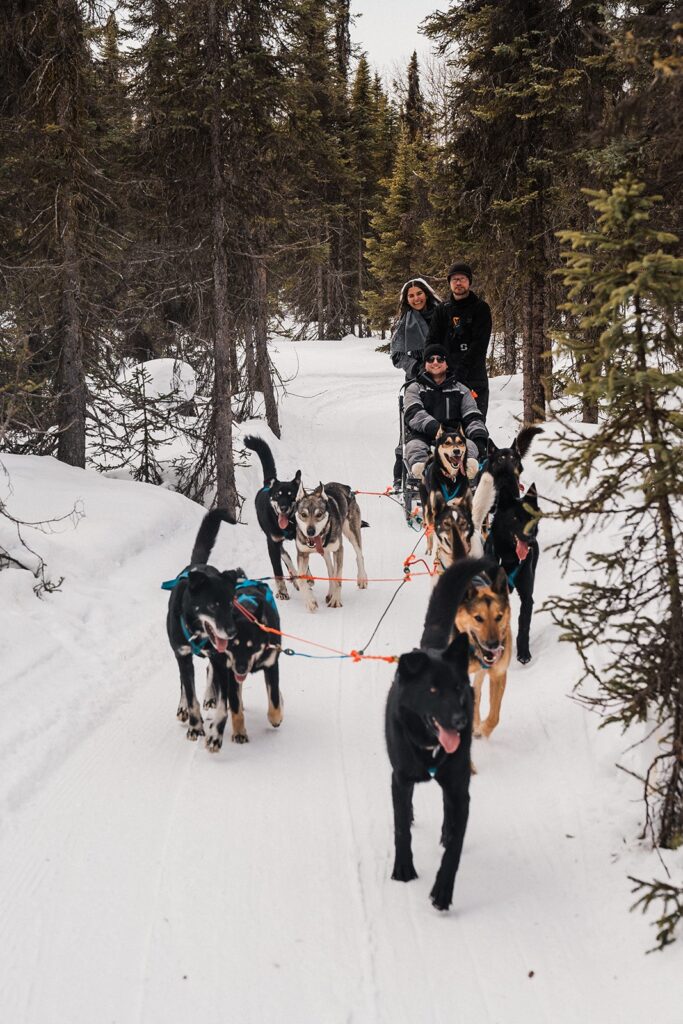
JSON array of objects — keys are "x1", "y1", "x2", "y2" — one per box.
[
  {"x1": 403, "y1": 371, "x2": 488, "y2": 456},
  {"x1": 390, "y1": 310, "x2": 431, "y2": 377}
]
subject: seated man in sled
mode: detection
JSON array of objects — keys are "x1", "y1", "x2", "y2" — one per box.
[{"x1": 403, "y1": 344, "x2": 488, "y2": 481}]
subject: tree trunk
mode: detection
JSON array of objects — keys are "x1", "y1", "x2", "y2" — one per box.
[
  {"x1": 208, "y1": 0, "x2": 237, "y2": 515},
  {"x1": 530, "y1": 265, "x2": 547, "y2": 419},
  {"x1": 253, "y1": 258, "x2": 280, "y2": 437},
  {"x1": 503, "y1": 303, "x2": 517, "y2": 375},
  {"x1": 522, "y1": 280, "x2": 535, "y2": 424},
  {"x1": 55, "y1": 31, "x2": 86, "y2": 469}
]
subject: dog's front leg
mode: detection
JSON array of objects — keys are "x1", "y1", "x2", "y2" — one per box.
[
  {"x1": 268, "y1": 537, "x2": 289, "y2": 600},
  {"x1": 264, "y1": 662, "x2": 283, "y2": 728},
  {"x1": 516, "y1": 566, "x2": 535, "y2": 664},
  {"x1": 479, "y1": 668, "x2": 507, "y2": 738},
  {"x1": 204, "y1": 656, "x2": 230, "y2": 752},
  {"x1": 470, "y1": 669, "x2": 485, "y2": 738},
  {"x1": 342, "y1": 521, "x2": 368, "y2": 590},
  {"x1": 280, "y1": 545, "x2": 300, "y2": 591},
  {"x1": 324, "y1": 545, "x2": 343, "y2": 608},
  {"x1": 227, "y1": 669, "x2": 249, "y2": 744},
  {"x1": 391, "y1": 774, "x2": 418, "y2": 882},
  {"x1": 203, "y1": 659, "x2": 217, "y2": 708},
  {"x1": 298, "y1": 549, "x2": 318, "y2": 612},
  {"x1": 176, "y1": 651, "x2": 204, "y2": 740},
  {"x1": 431, "y1": 777, "x2": 470, "y2": 911}
]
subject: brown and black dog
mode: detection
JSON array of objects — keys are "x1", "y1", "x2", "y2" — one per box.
[
  {"x1": 454, "y1": 566, "x2": 512, "y2": 739},
  {"x1": 421, "y1": 427, "x2": 480, "y2": 569}
]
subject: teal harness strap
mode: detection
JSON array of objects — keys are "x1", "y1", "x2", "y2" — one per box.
[
  {"x1": 180, "y1": 616, "x2": 209, "y2": 657},
  {"x1": 440, "y1": 478, "x2": 465, "y2": 504},
  {"x1": 235, "y1": 578, "x2": 277, "y2": 611},
  {"x1": 507, "y1": 562, "x2": 522, "y2": 591},
  {"x1": 161, "y1": 569, "x2": 190, "y2": 591}
]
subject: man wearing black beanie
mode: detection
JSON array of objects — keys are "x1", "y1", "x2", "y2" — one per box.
[{"x1": 426, "y1": 261, "x2": 492, "y2": 420}]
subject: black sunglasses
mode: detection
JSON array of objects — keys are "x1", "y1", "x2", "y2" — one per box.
[{"x1": 425, "y1": 355, "x2": 446, "y2": 364}]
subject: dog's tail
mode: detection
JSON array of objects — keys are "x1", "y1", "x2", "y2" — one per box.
[
  {"x1": 515, "y1": 425, "x2": 543, "y2": 460},
  {"x1": 420, "y1": 557, "x2": 498, "y2": 650},
  {"x1": 361, "y1": 520, "x2": 369, "y2": 528},
  {"x1": 244, "y1": 434, "x2": 277, "y2": 485},
  {"x1": 191, "y1": 509, "x2": 236, "y2": 565},
  {"x1": 471, "y1": 472, "x2": 496, "y2": 534}
]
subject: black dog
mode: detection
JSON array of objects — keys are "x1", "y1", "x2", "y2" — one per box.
[
  {"x1": 244, "y1": 434, "x2": 301, "y2": 600},
  {"x1": 164, "y1": 509, "x2": 284, "y2": 752},
  {"x1": 203, "y1": 577, "x2": 284, "y2": 745},
  {"x1": 385, "y1": 557, "x2": 495, "y2": 911},
  {"x1": 164, "y1": 508, "x2": 242, "y2": 749},
  {"x1": 485, "y1": 427, "x2": 543, "y2": 664}
]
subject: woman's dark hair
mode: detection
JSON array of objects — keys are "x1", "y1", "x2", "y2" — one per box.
[{"x1": 398, "y1": 279, "x2": 437, "y2": 318}]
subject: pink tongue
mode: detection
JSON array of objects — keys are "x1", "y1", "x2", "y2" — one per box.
[
  {"x1": 213, "y1": 636, "x2": 228, "y2": 653},
  {"x1": 234, "y1": 671, "x2": 247, "y2": 683},
  {"x1": 313, "y1": 536, "x2": 324, "y2": 556},
  {"x1": 436, "y1": 723, "x2": 461, "y2": 754},
  {"x1": 278, "y1": 513, "x2": 289, "y2": 530},
  {"x1": 516, "y1": 538, "x2": 529, "y2": 561}
]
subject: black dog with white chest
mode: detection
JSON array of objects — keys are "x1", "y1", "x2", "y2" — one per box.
[
  {"x1": 385, "y1": 557, "x2": 496, "y2": 911},
  {"x1": 244, "y1": 434, "x2": 302, "y2": 601},
  {"x1": 164, "y1": 509, "x2": 283, "y2": 752},
  {"x1": 485, "y1": 426, "x2": 543, "y2": 663}
]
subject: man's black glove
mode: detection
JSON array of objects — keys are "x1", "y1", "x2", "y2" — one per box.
[{"x1": 475, "y1": 437, "x2": 488, "y2": 462}]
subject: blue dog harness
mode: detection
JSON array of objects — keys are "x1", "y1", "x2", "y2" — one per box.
[{"x1": 160, "y1": 571, "x2": 276, "y2": 657}]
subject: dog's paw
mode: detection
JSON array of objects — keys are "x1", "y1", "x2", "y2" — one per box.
[
  {"x1": 276, "y1": 588, "x2": 289, "y2": 601},
  {"x1": 186, "y1": 724, "x2": 205, "y2": 741},
  {"x1": 478, "y1": 721, "x2": 495, "y2": 739},
  {"x1": 517, "y1": 650, "x2": 532, "y2": 665},
  {"x1": 306, "y1": 599, "x2": 319, "y2": 612},
  {"x1": 205, "y1": 732, "x2": 223, "y2": 753},
  {"x1": 357, "y1": 576, "x2": 368, "y2": 590},
  {"x1": 203, "y1": 696, "x2": 217, "y2": 709},
  {"x1": 325, "y1": 593, "x2": 343, "y2": 608},
  {"x1": 430, "y1": 889, "x2": 452, "y2": 912},
  {"x1": 176, "y1": 705, "x2": 189, "y2": 723},
  {"x1": 231, "y1": 732, "x2": 249, "y2": 744},
  {"x1": 268, "y1": 707, "x2": 283, "y2": 728},
  {"x1": 391, "y1": 860, "x2": 418, "y2": 883}
]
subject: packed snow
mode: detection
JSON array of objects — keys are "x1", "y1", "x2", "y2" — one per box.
[{"x1": 0, "y1": 337, "x2": 680, "y2": 1024}]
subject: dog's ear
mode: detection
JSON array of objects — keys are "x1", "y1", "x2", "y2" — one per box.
[
  {"x1": 398, "y1": 649, "x2": 429, "y2": 679},
  {"x1": 221, "y1": 569, "x2": 242, "y2": 589},
  {"x1": 444, "y1": 631, "x2": 470, "y2": 670},
  {"x1": 525, "y1": 481, "x2": 538, "y2": 504},
  {"x1": 294, "y1": 469, "x2": 302, "y2": 485},
  {"x1": 487, "y1": 437, "x2": 497, "y2": 456},
  {"x1": 317, "y1": 482, "x2": 327, "y2": 499},
  {"x1": 187, "y1": 567, "x2": 208, "y2": 590},
  {"x1": 435, "y1": 424, "x2": 444, "y2": 439},
  {"x1": 296, "y1": 478, "x2": 306, "y2": 500},
  {"x1": 491, "y1": 566, "x2": 510, "y2": 598}
]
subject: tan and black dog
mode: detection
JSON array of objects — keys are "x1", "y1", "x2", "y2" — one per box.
[
  {"x1": 294, "y1": 482, "x2": 368, "y2": 612},
  {"x1": 422, "y1": 427, "x2": 485, "y2": 572},
  {"x1": 454, "y1": 566, "x2": 513, "y2": 739}
]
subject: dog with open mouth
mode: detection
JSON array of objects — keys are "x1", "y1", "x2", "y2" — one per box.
[
  {"x1": 202, "y1": 577, "x2": 284, "y2": 747},
  {"x1": 478, "y1": 427, "x2": 543, "y2": 663},
  {"x1": 420, "y1": 426, "x2": 478, "y2": 558},
  {"x1": 454, "y1": 566, "x2": 513, "y2": 739},
  {"x1": 164, "y1": 510, "x2": 283, "y2": 752},
  {"x1": 294, "y1": 481, "x2": 368, "y2": 612},
  {"x1": 244, "y1": 434, "x2": 302, "y2": 600},
  {"x1": 385, "y1": 557, "x2": 497, "y2": 911}
]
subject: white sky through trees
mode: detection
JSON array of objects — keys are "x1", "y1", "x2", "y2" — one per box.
[{"x1": 350, "y1": 0, "x2": 438, "y2": 76}]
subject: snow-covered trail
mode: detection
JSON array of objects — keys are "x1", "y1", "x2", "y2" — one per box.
[{"x1": 0, "y1": 339, "x2": 679, "y2": 1024}]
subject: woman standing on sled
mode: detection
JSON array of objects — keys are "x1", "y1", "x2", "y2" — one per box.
[
  {"x1": 390, "y1": 277, "x2": 441, "y2": 379},
  {"x1": 390, "y1": 277, "x2": 441, "y2": 488}
]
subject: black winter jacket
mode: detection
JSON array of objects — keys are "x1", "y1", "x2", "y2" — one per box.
[
  {"x1": 403, "y1": 372, "x2": 488, "y2": 455},
  {"x1": 426, "y1": 291, "x2": 492, "y2": 388}
]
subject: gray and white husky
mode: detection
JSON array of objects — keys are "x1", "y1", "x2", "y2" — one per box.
[{"x1": 294, "y1": 481, "x2": 368, "y2": 611}]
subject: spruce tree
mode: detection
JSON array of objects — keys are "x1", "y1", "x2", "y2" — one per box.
[{"x1": 545, "y1": 177, "x2": 683, "y2": 945}]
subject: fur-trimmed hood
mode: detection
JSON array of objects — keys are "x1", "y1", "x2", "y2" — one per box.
[{"x1": 399, "y1": 277, "x2": 441, "y2": 305}]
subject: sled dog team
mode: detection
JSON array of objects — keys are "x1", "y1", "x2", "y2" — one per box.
[{"x1": 164, "y1": 428, "x2": 542, "y2": 912}]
